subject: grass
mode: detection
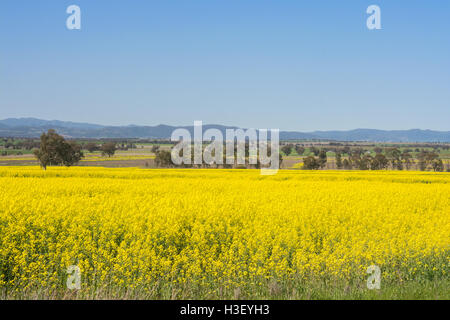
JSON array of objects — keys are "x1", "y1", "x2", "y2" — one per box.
[{"x1": 2, "y1": 278, "x2": 448, "y2": 300}]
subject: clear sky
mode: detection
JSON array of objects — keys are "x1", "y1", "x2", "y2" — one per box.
[{"x1": 0, "y1": 1, "x2": 449, "y2": 131}]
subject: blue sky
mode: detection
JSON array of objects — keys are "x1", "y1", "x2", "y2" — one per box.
[{"x1": 0, "y1": 1, "x2": 449, "y2": 131}]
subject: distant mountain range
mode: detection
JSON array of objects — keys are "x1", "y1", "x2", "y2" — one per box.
[{"x1": 0, "y1": 118, "x2": 449, "y2": 142}]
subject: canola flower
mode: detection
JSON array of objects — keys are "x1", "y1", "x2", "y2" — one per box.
[
  {"x1": 291, "y1": 162, "x2": 304, "y2": 169},
  {"x1": 0, "y1": 166, "x2": 448, "y2": 298}
]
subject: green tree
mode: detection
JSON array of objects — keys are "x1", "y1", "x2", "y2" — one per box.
[
  {"x1": 418, "y1": 150, "x2": 441, "y2": 171},
  {"x1": 303, "y1": 156, "x2": 321, "y2": 170},
  {"x1": 318, "y1": 149, "x2": 327, "y2": 169},
  {"x1": 343, "y1": 158, "x2": 352, "y2": 169},
  {"x1": 335, "y1": 152, "x2": 343, "y2": 169},
  {"x1": 85, "y1": 142, "x2": 99, "y2": 153},
  {"x1": 310, "y1": 146, "x2": 320, "y2": 156},
  {"x1": 431, "y1": 159, "x2": 444, "y2": 172},
  {"x1": 151, "y1": 145, "x2": 160, "y2": 153},
  {"x1": 342, "y1": 146, "x2": 351, "y2": 155},
  {"x1": 401, "y1": 151, "x2": 412, "y2": 170},
  {"x1": 295, "y1": 145, "x2": 305, "y2": 156},
  {"x1": 155, "y1": 150, "x2": 173, "y2": 167},
  {"x1": 358, "y1": 155, "x2": 372, "y2": 170},
  {"x1": 371, "y1": 153, "x2": 389, "y2": 170},
  {"x1": 281, "y1": 144, "x2": 293, "y2": 156},
  {"x1": 33, "y1": 129, "x2": 84, "y2": 170},
  {"x1": 417, "y1": 151, "x2": 428, "y2": 171},
  {"x1": 386, "y1": 148, "x2": 403, "y2": 170},
  {"x1": 101, "y1": 142, "x2": 116, "y2": 157}
]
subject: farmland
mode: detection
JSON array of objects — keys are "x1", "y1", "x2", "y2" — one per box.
[
  {"x1": 0, "y1": 166, "x2": 448, "y2": 299},
  {"x1": 1, "y1": 138, "x2": 450, "y2": 172}
]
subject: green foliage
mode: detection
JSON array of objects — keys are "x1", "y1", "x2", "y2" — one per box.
[
  {"x1": 281, "y1": 144, "x2": 293, "y2": 156},
  {"x1": 101, "y1": 142, "x2": 116, "y2": 157},
  {"x1": 318, "y1": 150, "x2": 327, "y2": 168},
  {"x1": 33, "y1": 129, "x2": 84, "y2": 170},
  {"x1": 295, "y1": 145, "x2": 305, "y2": 156},
  {"x1": 303, "y1": 156, "x2": 321, "y2": 170},
  {"x1": 155, "y1": 150, "x2": 173, "y2": 167},
  {"x1": 151, "y1": 145, "x2": 160, "y2": 153},
  {"x1": 310, "y1": 146, "x2": 320, "y2": 156},
  {"x1": 431, "y1": 159, "x2": 444, "y2": 172},
  {"x1": 85, "y1": 142, "x2": 99, "y2": 153},
  {"x1": 417, "y1": 150, "x2": 442, "y2": 171},
  {"x1": 342, "y1": 158, "x2": 352, "y2": 169},
  {"x1": 371, "y1": 154, "x2": 389, "y2": 170},
  {"x1": 335, "y1": 152, "x2": 343, "y2": 169}
]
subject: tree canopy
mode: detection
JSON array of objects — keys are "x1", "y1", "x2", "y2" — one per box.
[{"x1": 33, "y1": 129, "x2": 84, "y2": 170}]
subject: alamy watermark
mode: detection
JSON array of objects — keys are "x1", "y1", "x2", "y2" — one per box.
[
  {"x1": 65, "y1": 5, "x2": 382, "y2": 31},
  {"x1": 367, "y1": 5, "x2": 381, "y2": 30},
  {"x1": 170, "y1": 121, "x2": 280, "y2": 175},
  {"x1": 66, "y1": 265, "x2": 81, "y2": 290},
  {"x1": 66, "y1": 5, "x2": 81, "y2": 30},
  {"x1": 366, "y1": 265, "x2": 381, "y2": 290}
]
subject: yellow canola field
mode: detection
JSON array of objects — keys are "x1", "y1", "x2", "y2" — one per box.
[{"x1": 0, "y1": 166, "x2": 448, "y2": 295}]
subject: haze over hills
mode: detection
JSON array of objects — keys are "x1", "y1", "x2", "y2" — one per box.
[{"x1": 0, "y1": 118, "x2": 449, "y2": 142}]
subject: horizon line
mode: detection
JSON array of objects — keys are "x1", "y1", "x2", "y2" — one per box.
[{"x1": 1, "y1": 117, "x2": 449, "y2": 133}]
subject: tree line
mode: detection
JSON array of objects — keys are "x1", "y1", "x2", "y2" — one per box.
[
  {"x1": 8, "y1": 130, "x2": 449, "y2": 172},
  {"x1": 154, "y1": 143, "x2": 283, "y2": 169},
  {"x1": 32, "y1": 130, "x2": 119, "y2": 169},
  {"x1": 295, "y1": 146, "x2": 445, "y2": 171}
]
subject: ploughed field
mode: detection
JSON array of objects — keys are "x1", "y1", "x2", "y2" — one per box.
[{"x1": 0, "y1": 167, "x2": 448, "y2": 299}]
